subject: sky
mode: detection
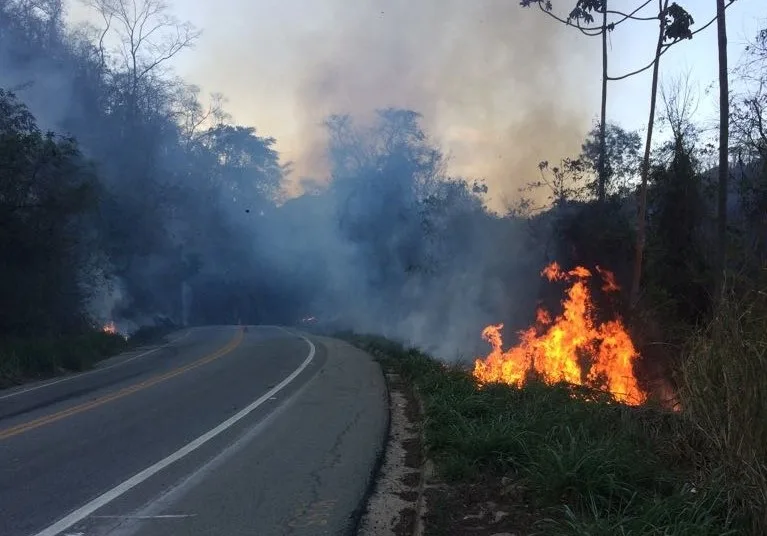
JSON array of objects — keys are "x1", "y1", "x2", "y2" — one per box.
[{"x1": 64, "y1": 0, "x2": 765, "y2": 207}]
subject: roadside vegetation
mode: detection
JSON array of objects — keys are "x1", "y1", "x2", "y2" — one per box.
[
  {"x1": 350, "y1": 306, "x2": 766, "y2": 536},
  {"x1": 0, "y1": 320, "x2": 178, "y2": 388}
]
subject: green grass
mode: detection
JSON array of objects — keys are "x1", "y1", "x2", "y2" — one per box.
[
  {"x1": 348, "y1": 329, "x2": 760, "y2": 535},
  {"x1": 0, "y1": 322, "x2": 178, "y2": 387}
]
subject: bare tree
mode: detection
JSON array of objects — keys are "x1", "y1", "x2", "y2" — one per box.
[
  {"x1": 173, "y1": 86, "x2": 230, "y2": 144},
  {"x1": 660, "y1": 71, "x2": 699, "y2": 145},
  {"x1": 82, "y1": 0, "x2": 201, "y2": 119},
  {"x1": 731, "y1": 27, "x2": 766, "y2": 162}
]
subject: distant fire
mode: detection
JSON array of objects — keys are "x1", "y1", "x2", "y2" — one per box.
[
  {"x1": 473, "y1": 262, "x2": 646, "y2": 406},
  {"x1": 102, "y1": 321, "x2": 117, "y2": 335},
  {"x1": 102, "y1": 320, "x2": 129, "y2": 340}
]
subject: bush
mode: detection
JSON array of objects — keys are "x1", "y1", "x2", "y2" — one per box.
[{"x1": 128, "y1": 319, "x2": 177, "y2": 347}]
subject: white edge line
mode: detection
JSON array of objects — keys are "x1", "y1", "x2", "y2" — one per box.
[
  {"x1": 0, "y1": 330, "x2": 194, "y2": 402},
  {"x1": 32, "y1": 328, "x2": 315, "y2": 536},
  {"x1": 90, "y1": 515, "x2": 196, "y2": 519}
]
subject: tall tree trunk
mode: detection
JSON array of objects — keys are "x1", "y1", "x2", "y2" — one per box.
[
  {"x1": 598, "y1": 1, "x2": 608, "y2": 202},
  {"x1": 715, "y1": 0, "x2": 729, "y2": 299},
  {"x1": 630, "y1": 0, "x2": 667, "y2": 308}
]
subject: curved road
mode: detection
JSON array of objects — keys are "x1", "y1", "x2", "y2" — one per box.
[{"x1": 0, "y1": 326, "x2": 388, "y2": 536}]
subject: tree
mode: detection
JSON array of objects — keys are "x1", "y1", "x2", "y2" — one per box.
[
  {"x1": 629, "y1": 1, "x2": 698, "y2": 307},
  {"x1": 659, "y1": 72, "x2": 699, "y2": 147},
  {"x1": 630, "y1": 2, "x2": 738, "y2": 306},
  {"x1": 83, "y1": 0, "x2": 201, "y2": 121},
  {"x1": 732, "y1": 27, "x2": 766, "y2": 162},
  {"x1": 730, "y1": 26, "x2": 767, "y2": 268},
  {"x1": 581, "y1": 122, "x2": 642, "y2": 197},
  {"x1": 520, "y1": 0, "x2": 631, "y2": 203},
  {"x1": 646, "y1": 89, "x2": 709, "y2": 324},
  {"x1": 0, "y1": 90, "x2": 98, "y2": 335},
  {"x1": 199, "y1": 124, "x2": 284, "y2": 208},
  {"x1": 519, "y1": 0, "x2": 736, "y2": 307},
  {"x1": 714, "y1": 0, "x2": 729, "y2": 298}
]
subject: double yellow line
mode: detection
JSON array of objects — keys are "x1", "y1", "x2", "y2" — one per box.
[{"x1": 0, "y1": 328, "x2": 244, "y2": 441}]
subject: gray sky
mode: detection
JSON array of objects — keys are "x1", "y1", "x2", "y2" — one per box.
[{"x1": 65, "y1": 0, "x2": 764, "y2": 207}]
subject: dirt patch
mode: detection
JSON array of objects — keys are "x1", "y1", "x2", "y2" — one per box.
[
  {"x1": 357, "y1": 373, "x2": 424, "y2": 536},
  {"x1": 421, "y1": 474, "x2": 538, "y2": 536},
  {"x1": 401, "y1": 472, "x2": 420, "y2": 487},
  {"x1": 402, "y1": 438, "x2": 422, "y2": 469},
  {"x1": 392, "y1": 508, "x2": 418, "y2": 536}
]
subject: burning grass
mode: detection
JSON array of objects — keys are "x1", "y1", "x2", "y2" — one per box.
[
  {"x1": 474, "y1": 262, "x2": 645, "y2": 405},
  {"x1": 350, "y1": 332, "x2": 761, "y2": 535}
]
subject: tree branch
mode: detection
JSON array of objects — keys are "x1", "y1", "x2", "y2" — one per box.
[
  {"x1": 603, "y1": 7, "x2": 656, "y2": 21},
  {"x1": 534, "y1": 2, "x2": 603, "y2": 36},
  {"x1": 602, "y1": 0, "x2": 655, "y2": 27},
  {"x1": 608, "y1": 45, "x2": 668, "y2": 81},
  {"x1": 528, "y1": 0, "x2": 657, "y2": 35},
  {"x1": 608, "y1": 0, "x2": 738, "y2": 81}
]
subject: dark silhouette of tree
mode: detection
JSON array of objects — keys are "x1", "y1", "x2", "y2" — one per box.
[
  {"x1": 730, "y1": 25, "x2": 767, "y2": 270},
  {"x1": 646, "y1": 126, "x2": 709, "y2": 326},
  {"x1": 0, "y1": 90, "x2": 98, "y2": 335},
  {"x1": 714, "y1": 0, "x2": 729, "y2": 299},
  {"x1": 630, "y1": 0, "x2": 702, "y2": 308}
]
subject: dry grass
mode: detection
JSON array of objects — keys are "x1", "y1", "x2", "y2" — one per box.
[{"x1": 677, "y1": 286, "x2": 767, "y2": 534}]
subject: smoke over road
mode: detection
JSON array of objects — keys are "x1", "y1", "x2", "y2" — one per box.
[{"x1": 2, "y1": 0, "x2": 601, "y2": 359}]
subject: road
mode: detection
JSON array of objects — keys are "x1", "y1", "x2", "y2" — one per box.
[{"x1": 0, "y1": 326, "x2": 388, "y2": 536}]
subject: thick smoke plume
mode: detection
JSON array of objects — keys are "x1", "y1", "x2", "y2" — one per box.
[{"x1": 187, "y1": 0, "x2": 600, "y2": 208}]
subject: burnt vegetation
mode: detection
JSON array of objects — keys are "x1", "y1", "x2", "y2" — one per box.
[{"x1": 0, "y1": 0, "x2": 766, "y2": 532}]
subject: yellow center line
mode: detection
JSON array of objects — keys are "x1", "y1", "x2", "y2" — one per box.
[{"x1": 0, "y1": 328, "x2": 244, "y2": 441}]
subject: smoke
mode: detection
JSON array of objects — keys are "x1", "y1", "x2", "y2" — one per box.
[
  {"x1": 239, "y1": 1, "x2": 599, "y2": 356},
  {"x1": 187, "y1": 0, "x2": 600, "y2": 209},
  {"x1": 80, "y1": 258, "x2": 127, "y2": 326},
  {"x1": 1, "y1": 0, "x2": 605, "y2": 360},
  {"x1": 0, "y1": 52, "x2": 74, "y2": 133},
  {"x1": 252, "y1": 108, "x2": 551, "y2": 360}
]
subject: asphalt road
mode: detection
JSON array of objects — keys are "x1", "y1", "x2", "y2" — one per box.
[{"x1": 0, "y1": 326, "x2": 388, "y2": 536}]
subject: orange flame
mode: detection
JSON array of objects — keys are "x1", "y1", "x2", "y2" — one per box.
[
  {"x1": 473, "y1": 262, "x2": 646, "y2": 405},
  {"x1": 102, "y1": 321, "x2": 117, "y2": 335}
]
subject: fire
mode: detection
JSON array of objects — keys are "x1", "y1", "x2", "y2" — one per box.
[
  {"x1": 473, "y1": 262, "x2": 646, "y2": 405},
  {"x1": 102, "y1": 321, "x2": 117, "y2": 335}
]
